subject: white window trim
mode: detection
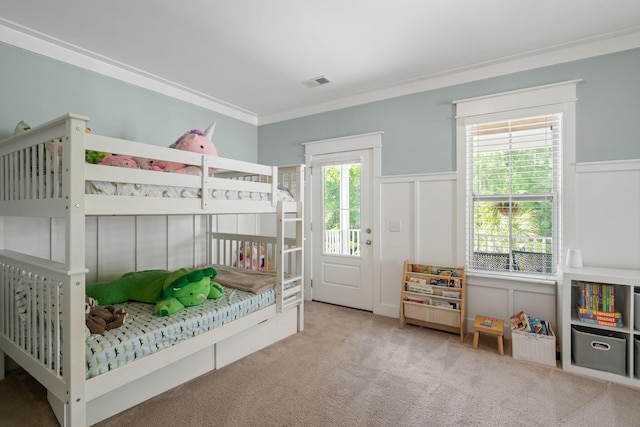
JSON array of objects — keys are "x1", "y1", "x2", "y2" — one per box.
[{"x1": 454, "y1": 80, "x2": 579, "y2": 281}]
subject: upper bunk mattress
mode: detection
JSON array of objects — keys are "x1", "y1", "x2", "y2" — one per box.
[
  {"x1": 86, "y1": 181, "x2": 296, "y2": 201},
  {"x1": 85, "y1": 285, "x2": 275, "y2": 379}
]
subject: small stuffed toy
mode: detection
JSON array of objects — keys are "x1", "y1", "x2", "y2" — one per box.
[
  {"x1": 85, "y1": 267, "x2": 224, "y2": 316},
  {"x1": 100, "y1": 155, "x2": 139, "y2": 169},
  {"x1": 83, "y1": 127, "x2": 110, "y2": 164},
  {"x1": 237, "y1": 243, "x2": 271, "y2": 271},
  {"x1": 85, "y1": 296, "x2": 128, "y2": 336}
]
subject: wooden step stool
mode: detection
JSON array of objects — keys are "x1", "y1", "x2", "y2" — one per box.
[{"x1": 473, "y1": 315, "x2": 504, "y2": 355}]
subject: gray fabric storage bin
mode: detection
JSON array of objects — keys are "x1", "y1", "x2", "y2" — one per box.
[
  {"x1": 636, "y1": 337, "x2": 640, "y2": 378},
  {"x1": 572, "y1": 325, "x2": 627, "y2": 375},
  {"x1": 635, "y1": 289, "x2": 640, "y2": 331}
]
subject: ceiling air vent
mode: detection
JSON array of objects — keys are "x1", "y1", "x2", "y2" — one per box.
[{"x1": 302, "y1": 76, "x2": 331, "y2": 88}]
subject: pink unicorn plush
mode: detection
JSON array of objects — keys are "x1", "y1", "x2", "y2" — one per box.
[{"x1": 154, "y1": 122, "x2": 218, "y2": 174}]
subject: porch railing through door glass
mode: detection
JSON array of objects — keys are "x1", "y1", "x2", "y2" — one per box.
[{"x1": 324, "y1": 229, "x2": 361, "y2": 256}]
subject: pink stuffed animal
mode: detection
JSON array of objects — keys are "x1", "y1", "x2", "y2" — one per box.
[
  {"x1": 132, "y1": 157, "x2": 162, "y2": 171},
  {"x1": 157, "y1": 122, "x2": 218, "y2": 175},
  {"x1": 100, "y1": 155, "x2": 138, "y2": 169}
]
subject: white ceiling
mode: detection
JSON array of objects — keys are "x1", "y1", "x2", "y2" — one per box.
[{"x1": 2, "y1": 1, "x2": 640, "y2": 124}]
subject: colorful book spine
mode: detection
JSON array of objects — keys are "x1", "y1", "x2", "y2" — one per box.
[
  {"x1": 576, "y1": 306, "x2": 621, "y2": 318},
  {"x1": 577, "y1": 316, "x2": 623, "y2": 328},
  {"x1": 577, "y1": 282, "x2": 615, "y2": 313},
  {"x1": 576, "y1": 307, "x2": 623, "y2": 327}
]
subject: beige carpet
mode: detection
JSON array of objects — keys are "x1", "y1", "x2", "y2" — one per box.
[{"x1": 2, "y1": 301, "x2": 640, "y2": 426}]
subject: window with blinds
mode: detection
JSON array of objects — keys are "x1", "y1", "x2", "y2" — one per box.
[{"x1": 465, "y1": 113, "x2": 561, "y2": 275}]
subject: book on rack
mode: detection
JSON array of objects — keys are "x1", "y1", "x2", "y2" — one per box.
[
  {"x1": 408, "y1": 276, "x2": 427, "y2": 285},
  {"x1": 441, "y1": 290, "x2": 460, "y2": 298},
  {"x1": 429, "y1": 298, "x2": 453, "y2": 309},
  {"x1": 407, "y1": 282, "x2": 434, "y2": 294}
]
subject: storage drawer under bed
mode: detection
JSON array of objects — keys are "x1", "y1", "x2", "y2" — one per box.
[{"x1": 215, "y1": 306, "x2": 298, "y2": 368}]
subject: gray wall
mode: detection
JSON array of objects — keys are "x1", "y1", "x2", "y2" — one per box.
[
  {"x1": 258, "y1": 48, "x2": 640, "y2": 175},
  {"x1": 3, "y1": 40, "x2": 638, "y2": 171},
  {"x1": 0, "y1": 42, "x2": 257, "y2": 162}
]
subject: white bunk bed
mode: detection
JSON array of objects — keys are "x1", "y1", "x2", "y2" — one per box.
[{"x1": 0, "y1": 114, "x2": 304, "y2": 426}]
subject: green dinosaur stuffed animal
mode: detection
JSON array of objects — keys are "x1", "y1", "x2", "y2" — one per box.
[{"x1": 85, "y1": 267, "x2": 224, "y2": 316}]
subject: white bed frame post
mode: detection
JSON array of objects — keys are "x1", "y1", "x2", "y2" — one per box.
[
  {"x1": 0, "y1": 215, "x2": 4, "y2": 380},
  {"x1": 55, "y1": 116, "x2": 89, "y2": 426},
  {"x1": 296, "y1": 166, "x2": 304, "y2": 331}
]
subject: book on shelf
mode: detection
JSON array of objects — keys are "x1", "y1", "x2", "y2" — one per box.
[
  {"x1": 429, "y1": 298, "x2": 453, "y2": 309},
  {"x1": 407, "y1": 282, "x2": 434, "y2": 294},
  {"x1": 408, "y1": 276, "x2": 427, "y2": 285},
  {"x1": 578, "y1": 281, "x2": 615, "y2": 312},
  {"x1": 411, "y1": 264, "x2": 432, "y2": 274},
  {"x1": 576, "y1": 308, "x2": 623, "y2": 327},
  {"x1": 441, "y1": 290, "x2": 460, "y2": 298},
  {"x1": 576, "y1": 315, "x2": 623, "y2": 328},
  {"x1": 575, "y1": 306, "x2": 621, "y2": 318},
  {"x1": 437, "y1": 269, "x2": 456, "y2": 277},
  {"x1": 429, "y1": 278, "x2": 451, "y2": 287},
  {"x1": 405, "y1": 297, "x2": 427, "y2": 304}
]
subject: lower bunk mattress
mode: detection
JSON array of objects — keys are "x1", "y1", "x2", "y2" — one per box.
[{"x1": 85, "y1": 285, "x2": 274, "y2": 379}]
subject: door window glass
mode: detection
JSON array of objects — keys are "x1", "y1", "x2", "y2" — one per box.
[{"x1": 322, "y1": 162, "x2": 361, "y2": 256}]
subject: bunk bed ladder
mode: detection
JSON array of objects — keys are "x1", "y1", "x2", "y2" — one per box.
[{"x1": 275, "y1": 202, "x2": 304, "y2": 315}]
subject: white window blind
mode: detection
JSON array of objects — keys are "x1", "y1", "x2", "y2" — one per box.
[{"x1": 465, "y1": 113, "x2": 561, "y2": 275}]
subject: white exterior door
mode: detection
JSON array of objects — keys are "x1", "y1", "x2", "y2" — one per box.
[{"x1": 310, "y1": 149, "x2": 373, "y2": 310}]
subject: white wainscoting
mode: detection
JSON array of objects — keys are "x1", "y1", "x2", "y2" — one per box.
[
  {"x1": 378, "y1": 159, "x2": 640, "y2": 340},
  {"x1": 574, "y1": 159, "x2": 640, "y2": 270},
  {"x1": 1, "y1": 214, "x2": 258, "y2": 283},
  {"x1": 378, "y1": 173, "x2": 458, "y2": 318},
  {"x1": 379, "y1": 171, "x2": 557, "y2": 337}
]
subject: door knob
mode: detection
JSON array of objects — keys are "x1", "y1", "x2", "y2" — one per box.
[{"x1": 365, "y1": 240, "x2": 372, "y2": 245}]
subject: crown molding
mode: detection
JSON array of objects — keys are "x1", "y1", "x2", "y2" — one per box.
[
  {"x1": 258, "y1": 28, "x2": 640, "y2": 125},
  {"x1": 0, "y1": 20, "x2": 258, "y2": 125},
  {"x1": 2, "y1": 19, "x2": 639, "y2": 128}
]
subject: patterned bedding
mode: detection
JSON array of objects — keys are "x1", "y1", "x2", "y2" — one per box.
[
  {"x1": 85, "y1": 285, "x2": 275, "y2": 379},
  {"x1": 85, "y1": 181, "x2": 296, "y2": 201}
]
